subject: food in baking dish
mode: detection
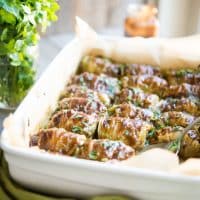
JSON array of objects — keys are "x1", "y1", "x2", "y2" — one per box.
[
  {"x1": 30, "y1": 128, "x2": 134, "y2": 161},
  {"x1": 30, "y1": 55, "x2": 200, "y2": 162}
]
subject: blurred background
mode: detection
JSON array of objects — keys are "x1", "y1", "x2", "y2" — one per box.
[
  {"x1": 38, "y1": 0, "x2": 200, "y2": 73},
  {"x1": 46, "y1": 0, "x2": 200, "y2": 36}
]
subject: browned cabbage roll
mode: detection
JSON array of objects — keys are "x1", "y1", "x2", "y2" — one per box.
[
  {"x1": 160, "y1": 97, "x2": 200, "y2": 116},
  {"x1": 80, "y1": 55, "x2": 160, "y2": 77},
  {"x1": 108, "y1": 103, "x2": 154, "y2": 121},
  {"x1": 155, "y1": 111, "x2": 195, "y2": 128},
  {"x1": 162, "y1": 83, "x2": 200, "y2": 98},
  {"x1": 70, "y1": 72, "x2": 120, "y2": 98},
  {"x1": 122, "y1": 64, "x2": 160, "y2": 76},
  {"x1": 147, "y1": 126, "x2": 183, "y2": 145},
  {"x1": 59, "y1": 85, "x2": 111, "y2": 106},
  {"x1": 59, "y1": 97, "x2": 107, "y2": 115},
  {"x1": 78, "y1": 139, "x2": 134, "y2": 161},
  {"x1": 121, "y1": 75, "x2": 168, "y2": 96},
  {"x1": 179, "y1": 129, "x2": 200, "y2": 159},
  {"x1": 30, "y1": 128, "x2": 134, "y2": 161},
  {"x1": 80, "y1": 55, "x2": 121, "y2": 77},
  {"x1": 30, "y1": 55, "x2": 200, "y2": 161},
  {"x1": 164, "y1": 70, "x2": 200, "y2": 85},
  {"x1": 98, "y1": 117, "x2": 152, "y2": 149},
  {"x1": 30, "y1": 128, "x2": 86, "y2": 154},
  {"x1": 108, "y1": 104, "x2": 195, "y2": 127},
  {"x1": 115, "y1": 88, "x2": 159, "y2": 108},
  {"x1": 48, "y1": 110, "x2": 98, "y2": 138}
]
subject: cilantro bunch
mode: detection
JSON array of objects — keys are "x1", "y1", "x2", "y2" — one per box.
[{"x1": 0, "y1": 0, "x2": 59, "y2": 106}]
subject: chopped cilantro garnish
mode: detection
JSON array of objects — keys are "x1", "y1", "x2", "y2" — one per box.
[
  {"x1": 174, "y1": 126, "x2": 182, "y2": 131},
  {"x1": 145, "y1": 140, "x2": 149, "y2": 146},
  {"x1": 108, "y1": 105, "x2": 117, "y2": 115},
  {"x1": 131, "y1": 88, "x2": 141, "y2": 94},
  {"x1": 176, "y1": 69, "x2": 192, "y2": 77},
  {"x1": 73, "y1": 114, "x2": 83, "y2": 119},
  {"x1": 134, "y1": 100, "x2": 142, "y2": 107},
  {"x1": 167, "y1": 139, "x2": 180, "y2": 153},
  {"x1": 126, "y1": 95, "x2": 132, "y2": 102},
  {"x1": 155, "y1": 123, "x2": 165, "y2": 130},
  {"x1": 87, "y1": 92, "x2": 94, "y2": 99},
  {"x1": 124, "y1": 130, "x2": 130, "y2": 136},
  {"x1": 79, "y1": 76, "x2": 86, "y2": 86},
  {"x1": 147, "y1": 129, "x2": 156, "y2": 138},
  {"x1": 152, "y1": 110, "x2": 161, "y2": 120},
  {"x1": 71, "y1": 126, "x2": 82, "y2": 133},
  {"x1": 89, "y1": 151, "x2": 98, "y2": 160}
]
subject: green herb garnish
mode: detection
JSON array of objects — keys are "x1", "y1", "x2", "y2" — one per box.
[
  {"x1": 176, "y1": 69, "x2": 192, "y2": 77},
  {"x1": 131, "y1": 87, "x2": 141, "y2": 94},
  {"x1": 174, "y1": 126, "x2": 182, "y2": 131},
  {"x1": 79, "y1": 76, "x2": 86, "y2": 86},
  {"x1": 167, "y1": 139, "x2": 181, "y2": 153},
  {"x1": 89, "y1": 151, "x2": 98, "y2": 160},
  {"x1": 126, "y1": 95, "x2": 132, "y2": 102},
  {"x1": 108, "y1": 105, "x2": 118, "y2": 115},
  {"x1": 134, "y1": 100, "x2": 141, "y2": 107},
  {"x1": 101, "y1": 141, "x2": 110, "y2": 148},
  {"x1": 71, "y1": 126, "x2": 82, "y2": 133},
  {"x1": 124, "y1": 130, "x2": 130, "y2": 136},
  {"x1": 155, "y1": 123, "x2": 165, "y2": 130},
  {"x1": 73, "y1": 114, "x2": 84, "y2": 119},
  {"x1": 152, "y1": 110, "x2": 161, "y2": 120},
  {"x1": 147, "y1": 129, "x2": 156, "y2": 138}
]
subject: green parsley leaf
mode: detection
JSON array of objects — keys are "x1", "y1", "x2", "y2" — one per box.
[
  {"x1": 124, "y1": 130, "x2": 130, "y2": 136},
  {"x1": 147, "y1": 129, "x2": 156, "y2": 138},
  {"x1": 89, "y1": 151, "x2": 98, "y2": 160},
  {"x1": 72, "y1": 126, "x2": 82, "y2": 133}
]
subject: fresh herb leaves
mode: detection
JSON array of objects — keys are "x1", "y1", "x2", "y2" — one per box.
[
  {"x1": 72, "y1": 126, "x2": 82, "y2": 134},
  {"x1": 89, "y1": 151, "x2": 98, "y2": 160},
  {"x1": 0, "y1": 0, "x2": 59, "y2": 106},
  {"x1": 147, "y1": 129, "x2": 156, "y2": 138}
]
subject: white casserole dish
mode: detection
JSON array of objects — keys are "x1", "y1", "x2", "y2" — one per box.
[{"x1": 1, "y1": 18, "x2": 200, "y2": 200}]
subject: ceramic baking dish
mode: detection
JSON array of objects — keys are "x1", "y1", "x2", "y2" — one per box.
[{"x1": 1, "y1": 18, "x2": 200, "y2": 200}]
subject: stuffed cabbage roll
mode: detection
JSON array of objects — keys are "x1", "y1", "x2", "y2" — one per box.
[
  {"x1": 164, "y1": 70, "x2": 200, "y2": 85},
  {"x1": 162, "y1": 83, "x2": 200, "y2": 98},
  {"x1": 48, "y1": 110, "x2": 98, "y2": 138},
  {"x1": 115, "y1": 88, "x2": 159, "y2": 108},
  {"x1": 108, "y1": 103, "x2": 154, "y2": 121},
  {"x1": 121, "y1": 75, "x2": 168, "y2": 96},
  {"x1": 155, "y1": 111, "x2": 195, "y2": 128},
  {"x1": 147, "y1": 126, "x2": 183, "y2": 145},
  {"x1": 70, "y1": 72, "x2": 120, "y2": 98},
  {"x1": 80, "y1": 55, "x2": 160, "y2": 77},
  {"x1": 179, "y1": 129, "x2": 200, "y2": 159},
  {"x1": 30, "y1": 128, "x2": 134, "y2": 161},
  {"x1": 160, "y1": 97, "x2": 200, "y2": 116},
  {"x1": 98, "y1": 117, "x2": 152, "y2": 149},
  {"x1": 60, "y1": 85, "x2": 111, "y2": 106},
  {"x1": 59, "y1": 97, "x2": 107, "y2": 115}
]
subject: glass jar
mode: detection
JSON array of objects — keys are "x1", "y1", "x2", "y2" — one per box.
[
  {"x1": 0, "y1": 45, "x2": 38, "y2": 111},
  {"x1": 124, "y1": 4, "x2": 159, "y2": 38}
]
